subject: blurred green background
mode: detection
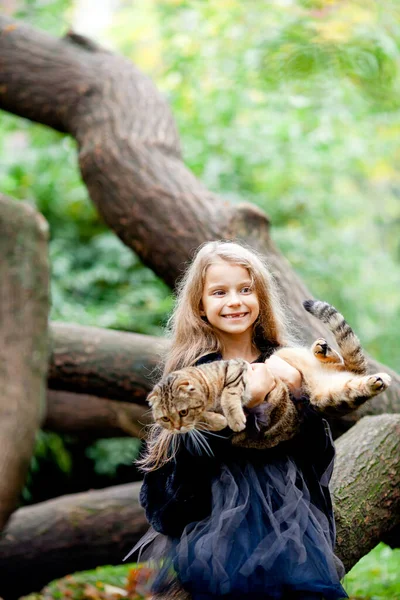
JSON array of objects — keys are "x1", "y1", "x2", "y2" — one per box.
[{"x1": 1, "y1": 0, "x2": 399, "y2": 597}]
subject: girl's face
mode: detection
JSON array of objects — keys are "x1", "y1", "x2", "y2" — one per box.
[{"x1": 201, "y1": 261, "x2": 260, "y2": 340}]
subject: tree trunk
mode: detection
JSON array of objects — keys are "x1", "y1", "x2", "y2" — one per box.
[
  {"x1": 0, "y1": 194, "x2": 49, "y2": 531},
  {"x1": 331, "y1": 414, "x2": 400, "y2": 571},
  {"x1": 0, "y1": 415, "x2": 398, "y2": 599},
  {"x1": 45, "y1": 389, "x2": 152, "y2": 439},
  {"x1": 0, "y1": 483, "x2": 148, "y2": 600}
]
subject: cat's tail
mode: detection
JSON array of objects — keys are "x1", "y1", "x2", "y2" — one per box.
[{"x1": 303, "y1": 299, "x2": 368, "y2": 375}]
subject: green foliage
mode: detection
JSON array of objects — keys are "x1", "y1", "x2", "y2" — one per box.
[
  {"x1": 12, "y1": 0, "x2": 72, "y2": 35},
  {"x1": 86, "y1": 438, "x2": 142, "y2": 477},
  {"x1": 344, "y1": 543, "x2": 400, "y2": 599},
  {"x1": 2, "y1": 3, "x2": 399, "y2": 596},
  {"x1": 21, "y1": 431, "x2": 72, "y2": 503}
]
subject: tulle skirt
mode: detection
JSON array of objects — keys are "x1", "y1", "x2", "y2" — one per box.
[{"x1": 134, "y1": 457, "x2": 347, "y2": 600}]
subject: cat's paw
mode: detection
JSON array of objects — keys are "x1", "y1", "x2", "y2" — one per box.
[
  {"x1": 312, "y1": 338, "x2": 328, "y2": 356},
  {"x1": 312, "y1": 338, "x2": 344, "y2": 365},
  {"x1": 368, "y1": 373, "x2": 392, "y2": 393},
  {"x1": 226, "y1": 411, "x2": 247, "y2": 432}
]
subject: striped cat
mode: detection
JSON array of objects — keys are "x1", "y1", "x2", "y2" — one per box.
[{"x1": 147, "y1": 300, "x2": 391, "y2": 457}]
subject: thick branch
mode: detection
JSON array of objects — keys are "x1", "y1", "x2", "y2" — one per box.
[
  {"x1": 45, "y1": 390, "x2": 152, "y2": 439},
  {"x1": 48, "y1": 322, "x2": 167, "y2": 402},
  {"x1": 332, "y1": 414, "x2": 400, "y2": 570},
  {"x1": 0, "y1": 194, "x2": 49, "y2": 531},
  {"x1": 0, "y1": 415, "x2": 398, "y2": 599},
  {"x1": 0, "y1": 483, "x2": 147, "y2": 600}
]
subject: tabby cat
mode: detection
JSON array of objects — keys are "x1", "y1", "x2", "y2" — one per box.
[{"x1": 148, "y1": 300, "x2": 391, "y2": 452}]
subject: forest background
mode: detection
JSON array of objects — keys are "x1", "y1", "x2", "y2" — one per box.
[{"x1": 1, "y1": 0, "x2": 400, "y2": 598}]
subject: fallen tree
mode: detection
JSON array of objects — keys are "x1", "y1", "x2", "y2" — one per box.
[
  {"x1": 45, "y1": 390, "x2": 152, "y2": 439},
  {"x1": 0, "y1": 483, "x2": 148, "y2": 599}
]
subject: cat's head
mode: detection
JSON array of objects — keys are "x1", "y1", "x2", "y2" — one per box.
[{"x1": 148, "y1": 372, "x2": 208, "y2": 433}]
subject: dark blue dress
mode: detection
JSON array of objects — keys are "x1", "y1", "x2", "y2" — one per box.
[{"x1": 136, "y1": 350, "x2": 347, "y2": 600}]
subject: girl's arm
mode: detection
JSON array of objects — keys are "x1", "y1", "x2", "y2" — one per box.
[
  {"x1": 246, "y1": 358, "x2": 302, "y2": 408},
  {"x1": 265, "y1": 355, "x2": 303, "y2": 395}
]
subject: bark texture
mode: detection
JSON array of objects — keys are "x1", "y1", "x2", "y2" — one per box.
[
  {"x1": 0, "y1": 483, "x2": 148, "y2": 600},
  {"x1": 0, "y1": 415, "x2": 398, "y2": 599},
  {"x1": 331, "y1": 414, "x2": 400, "y2": 571},
  {"x1": 48, "y1": 322, "x2": 166, "y2": 401},
  {"x1": 45, "y1": 389, "x2": 152, "y2": 439},
  {"x1": 0, "y1": 194, "x2": 49, "y2": 531}
]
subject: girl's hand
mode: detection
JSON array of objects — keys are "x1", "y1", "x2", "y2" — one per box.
[
  {"x1": 246, "y1": 363, "x2": 276, "y2": 408},
  {"x1": 265, "y1": 355, "x2": 302, "y2": 395}
]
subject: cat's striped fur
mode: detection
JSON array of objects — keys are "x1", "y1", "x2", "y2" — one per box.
[{"x1": 233, "y1": 300, "x2": 391, "y2": 448}]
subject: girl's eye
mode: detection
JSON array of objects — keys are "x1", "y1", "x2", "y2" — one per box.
[
  {"x1": 212, "y1": 290, "x2": 225, "y2": 296},
  {"x1": 179, "y1": 409, "x2": 188, "y2": 417},
  {"x1": 161, "y1": 416, "x2": 170, "y2": 422},
  {"x1": 241, "y1": 287, "x2": 252, "y2": 293}
]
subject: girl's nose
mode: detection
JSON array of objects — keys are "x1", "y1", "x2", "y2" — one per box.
[{"x1": 227, "y1": 292, "x2": 241, "y2": 306}]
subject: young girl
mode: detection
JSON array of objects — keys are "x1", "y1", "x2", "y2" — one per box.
[{"x1": 137, "y1": 241, "x2": 347, "y2": 600}]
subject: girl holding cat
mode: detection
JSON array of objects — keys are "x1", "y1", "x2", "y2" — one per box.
[{"x1": 136, "y1": 241, "x2": 347, "y2": 600}]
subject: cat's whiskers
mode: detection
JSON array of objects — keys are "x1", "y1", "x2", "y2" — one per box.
[
  {"x1": 187, "y1": 429, "x2": 214, "y2": 457},
  {"x1": 196, "y1": 424, "x2": 228, "y2": 440},
  {"x1": 165, "y1": 430, "x2": 181, "y2": 463},
  {"x1": 195, "y1": 429, "x2": 214, "y2": 456},
  {"x1": 186, "y1": 430, "x2": 201, "y2": 455}
]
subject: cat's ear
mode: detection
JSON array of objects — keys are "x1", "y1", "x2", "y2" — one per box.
[
  {"x1": 178, "y1": 381, "x2": 196, "y2": 393},
  {"x1": 147, "y1": 389, "x2": 160, "y2": 407}
]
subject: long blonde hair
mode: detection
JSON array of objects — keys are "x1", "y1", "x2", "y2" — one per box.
[
  {"x1": 139, "y1": 240, "x2": 296, "y2": 471},
  {"x1": 163, "y1": 240, "x2": 295, "y2": 374}
]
